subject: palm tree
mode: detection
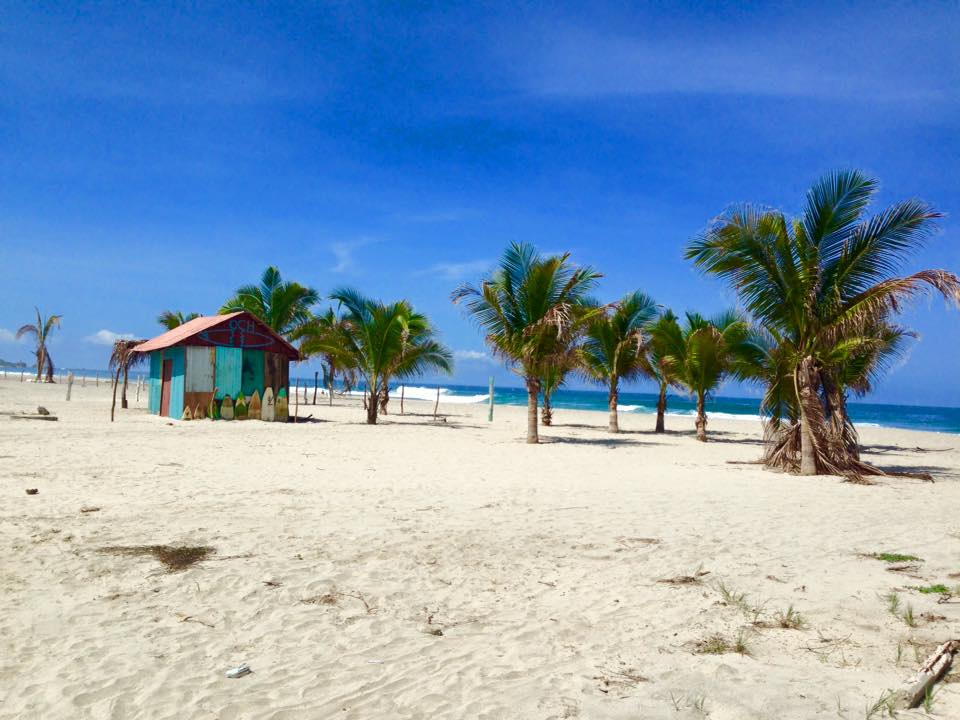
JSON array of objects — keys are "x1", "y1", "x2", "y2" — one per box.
[
  {"x1": 452, "y1": 242, "x2": 601, "y2": 443},
  {"x1": 328, "y1": 289, "x2": 453, "y2": 424},
  {"x1": 16, "y1": 308, "x2": 61, "y2": 383},
  {"x1": 645, "y1": 309, "x2": 683, "y2": 433},
  {"x1": 109, "y1": 339, "x2": 148, "y2": 419},
  {"x1": 657, "y1": 311, "x2": 752, "y2": 441},
  {"x1": 687, "y1": 170, "x2": 960, "y2": 475},
  {"x1": 221, "y1": 266, "x2": 320, "y2": 337},
  {"x1": 579, "y1": 291, "x2": 659, "y2": 432},
  {"x1": 157, "y1": 310, "x2": 201, "y2": 330},
  {"x1": 291, "y1": 307, "x2": 357, "y2": 406}
]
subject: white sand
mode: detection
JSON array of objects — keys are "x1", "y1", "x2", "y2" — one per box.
[{"x1": 1, "y1": 377, "x2": 958, "y2": 719}]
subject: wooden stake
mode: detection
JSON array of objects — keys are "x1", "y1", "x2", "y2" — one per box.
[
  {"x1": 110, "y1": 367, "x2": 121, "y2": 422},
  {"x1": 433, "y1": 385, "x2": 440, "y2": 419},
  {"x1": 294, "y1": 378, "x2": 300, "y2": 423},
  {"x1": 313, "y1": 371, "x2": 318, "y2": 405},
  {"x1": 66, "y1": 372, "x2": 74, "y2": 401},
  {"x1": 400, "y1": 385, "x2": 405, "y2": 415}
]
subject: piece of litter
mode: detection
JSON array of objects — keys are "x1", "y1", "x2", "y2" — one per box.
[
  {"x1": 366, "y1": 660, "x2": 384, "y2": 664},
  {"x1": 226, "y1": 663, "x2": 251, "y2": 678},
  {"x1": 80, "y1": 506, "x2": 100, "y2": 513},
  {"x1": 25, "y1": 488, "x2": 38, "y2": 495}
]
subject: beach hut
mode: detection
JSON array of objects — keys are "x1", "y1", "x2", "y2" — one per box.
[{"x1": 134, "y1": 312, "x2": 299, "y2": 420}]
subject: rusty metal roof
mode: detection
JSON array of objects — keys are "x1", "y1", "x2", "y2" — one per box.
[{"x1": 133, "y1": 312, "x2": 300, "y2": 359}]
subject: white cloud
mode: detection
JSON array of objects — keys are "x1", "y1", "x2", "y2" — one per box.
[
  {"x1": 0, "y1": 328, "x2": 22, "y2": 343},
  {"x1": 330, "y1": 236, "x2": 378, "y2": 274},
  {"x1": 421, "y1": 259, "x2": 492, "y2": 281},
  {"x1": 85, "y1": 329, "x2": 135, "y2": 346},
  {"x1": 454, "y1": 349, "x2": 497, "y2": 364}
]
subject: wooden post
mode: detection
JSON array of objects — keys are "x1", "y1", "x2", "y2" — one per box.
[
  {"x1": 488, "y1": 377, "x2": 494, "y2": 422},
  {"x1": 82, "y1": 374, "x2": 86, "y2": 387},
  {"x1": 433, "y1": 385, "x2": 440, "y2": 419},
  {"x1": 136, "y1": 376, "x2": 141, "y2": 403},
  {"x1": 95, "y1": 372, "x2": 99, "y2": 387},
  {"x1": 400, "y1": 385, "x2": 405, "y2": 415},
  {"x1": 66, "y1": 372, "x2": 75, "y2": 401},
  {"x1": 294, "y1": 378, "x2": 300, "y2": 423},
  {"x1": 20, "y1": 371, "x2": 24, "y2": 382},
  {"x1": 313, "y1": 371, "x2": 318, "y2": 405}
]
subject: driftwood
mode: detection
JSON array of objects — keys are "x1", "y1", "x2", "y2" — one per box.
[
  {"x1": 10, "y1": 414, "x2": 58, "y2": 422},
  {"x1": 898, "y1": 639, "x2": 959, "y2": 708}
]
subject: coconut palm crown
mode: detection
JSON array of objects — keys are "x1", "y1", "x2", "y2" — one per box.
[
  {"x1": 221, "y1": 266, "x2": 319, "y2": 337},
  {"x1": 157, "y1": 310, "x2": 201, "y2": 330},
  {"x1": 451, "y1": 242, "x2": 601, "y2": 443},
  {"x1": 686, "y1": 170, "x2": 960, "y2": 474}
]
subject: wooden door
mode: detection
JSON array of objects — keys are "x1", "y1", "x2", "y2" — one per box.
[{"x1": 160, "y1": 359, "x2": 173, "y2": 417}]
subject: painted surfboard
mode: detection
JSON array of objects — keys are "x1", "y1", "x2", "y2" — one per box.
[
  {"x1": 261, "y1": 386, "x2": 275, "y2": 422},
  {"x1": 221, "y1": 394, "x2": 234, "y2": 421},
  {"x1": 235, "y1": 393, "x2": 248, "y2": 420},
  {"x1": 208, "y1": 396, "x2": 218, "y2": 420},
  {"x1": 194, "y1": 404, "x2": 205, "y2": 420},
  {"x1": 249, "y1": 390, "x2": 262, "y2": 420},
  {"x1": 276, "y1": 387, "x2": 289, "y2": 423},
  {"x1": 181, "y1": 406, "x2": 193, "y2": 421}
]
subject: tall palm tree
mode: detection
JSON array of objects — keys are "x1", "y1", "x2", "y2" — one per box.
[
  {"x1": 16, "y1": 308, "x2": 61, "y2": 383},
  {"x1": 579, "y1": 291, "x2": 659, "y2": 432},
  {"x1": 645, "y1": 309, "x2": 683, "y2": 433},
  {"x1": 157, "y1": 310, "x2": 201, "y2": 330},
  {"x1": 291, "y1": 307, "x2": 357, "y2": 406},
  {"x1": 657, "y1": 311, "x2": 752, "y2": 441},
  {"x1": 221, "y1": 266, "x2": 320, "y2": 337},
  {"x1": 328, "y1": 288, "x2": 453, "y2": 424},
  {"x1": 451, "y1": 242, "x2": 601, "y2": 443},
  {"x1": 687, "y1": 170, "x2": 960, "y2": 474}
]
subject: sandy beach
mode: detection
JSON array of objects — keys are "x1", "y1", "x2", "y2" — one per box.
[{"x1": 2, "y1": 377, "x2": 959, "y2": 719}]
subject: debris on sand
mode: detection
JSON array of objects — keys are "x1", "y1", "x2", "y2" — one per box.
[{"x1": 99, "y1": 544, "x2": 215, "y2": 572}]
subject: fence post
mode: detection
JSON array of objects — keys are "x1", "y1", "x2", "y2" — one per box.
[{"x1": 66, "y1": 372, "x2": 75, "y2": 401}]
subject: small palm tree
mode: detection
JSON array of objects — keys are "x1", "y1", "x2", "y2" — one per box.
[
  {"x1": 157, "y1": 310, "x2": 201, "y2": 330},
  {"x1": 539, "y1": 348, "x2": 577, "y2": 426},
  {"x1": 16, "y1": 308, "x2": 62, "y2": 383},
  {"x1": 109, "y1": 339, "x2": 148, "y2": 419},
  {"x1": 328, "y1": 289, "x2": 453, "y2": 424},
  {"x1": 221, "y1": 266, "x2": 319, "y2": 337},
  {"x1": 579, "y1": 291, "x2": 659, "y2": 432},
  {"x1": 452, "y1": 242, "x2": 600, "y2": 443},
  {"x1": 645, "y1": 310, "x2": 683, "y2": 433},
  {"x1": 657, "y1": 311, "x2": 752, "y2": 441},
  {"x1": 291, "y1": 307, "x2": 357, "y2": 406},
  {"x1": 687, "y1": 170, "x2": 960, "y2": 474}
]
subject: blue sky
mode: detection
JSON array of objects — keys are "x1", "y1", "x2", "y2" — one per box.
[{"x1": 1, "y1": 2, "x2": 958, "y2": 405}]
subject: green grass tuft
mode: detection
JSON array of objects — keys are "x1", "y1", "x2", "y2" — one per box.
[
  {"x1": 871, "y1": 552, "x2": 922, "y2": 563},
  {"x1": 909, "y1": 583, "x2": 950, "y2": 594}
]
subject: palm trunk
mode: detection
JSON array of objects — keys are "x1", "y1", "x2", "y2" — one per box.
[
  {"x1": 36, "y1": 345, "x2": 44, "y2": 382},
  {"x1": 608, "y1": 378, "x2": 619, "y2": 433},
  {"x1": 121, "y1": 366, "x2": 130, "y2": 409},
  {"x1": 110, "y1": 367, "x2": 122, "y2": 422},
  {"x1": 379, "y1": 386, "x2": 390, "y2": 415},
  {"x1": 525, "y1": 377, "x2": 540, "y2": 444},
  {"x1": 695, "y1": 391, "x2": 707, "y2": 442},
  {"x1": 797, "y1": 357, "x2": 818, "y2": 475},
  {"x1": 541, "y1": 389, "x2": 553, "y2": 426},
  {"x1": 366, "y1": 386, "x2": 378, "y2": 424},
  {"x1": 655, "y1": 382, "x2": 667, "y2": 433},
  {"x1": 327, "y1": 361, "x2": 334, "y2": 406}
]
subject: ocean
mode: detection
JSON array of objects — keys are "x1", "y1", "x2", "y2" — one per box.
[
  {"x1": 338, "y1": 382, "x2": 960, "y2": 435},
  {"x1": 25, "y1": 368, "x2": 960, "y2": 434}
]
